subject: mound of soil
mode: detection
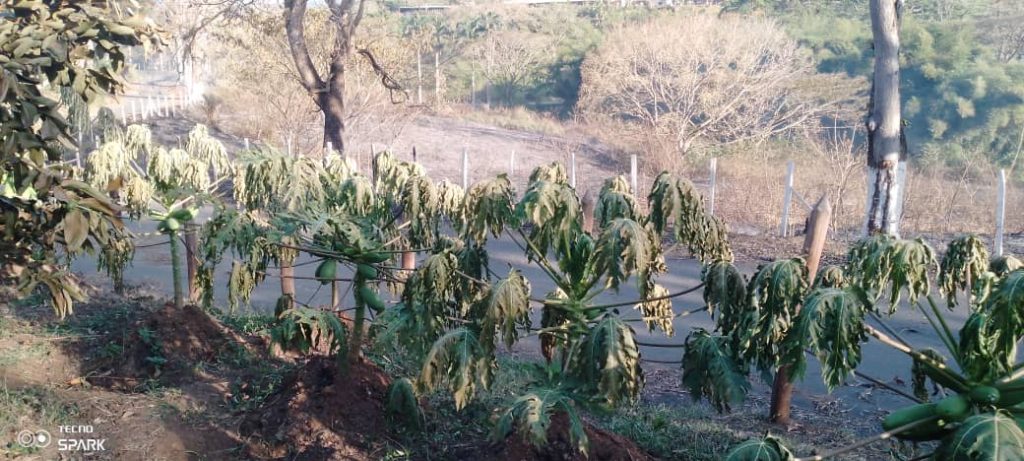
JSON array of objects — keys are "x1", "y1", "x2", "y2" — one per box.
[
  {"x1": 492, "y1": 412, "x2": 655, "y2": 461},
  {"x1": 87, "y1": 303, "x2": 250, "y2": 390},
  {"x1": 240, "y1": 356, "x2": 392, "y2": 460}
]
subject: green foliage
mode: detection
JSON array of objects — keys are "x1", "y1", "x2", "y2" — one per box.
[
  {"x1": 742, "y1": 259, "x2": 808, "y2": 371},
  {"x1": 702, "y1": 261, "x2": 747, "y2": 320},
  {"x1": 480, "y1": 269, "x2": 532, "y2": 351},
  {"x1": 492, "y1": 389, "x2": 588, "y2": 456},
  {"x1": 647, "y1": 172, "x2": 732, "y2": 263},
  {"x1": 912, "y1": 348, "x2": 948, "y2": 401},
  {"x1": 935, "y1": 412, "x2": 1024, "y2": 460},
  {"x1": 939, "y1": 234, "x2": 990, "y2": 307},
  {"x1": 593, "y1": 176, "x2": 641, "y2": 230},
  {"x1": 846, "y1": 235, "x2": 936, "y2": 314},
  {"x1": 386, "y1": 378, "x2": 424, "y2": 431},
  {"x1": 990, "y1": 255, "x2": 1023, "y2": 277},
  {"x1": 269, "y1": 307, "x2": 348, "y2": 357},
  {"x1": 571, "y1": 317, "x2": 643, "y2": 406},
  {"x1": 724, "y1": 434, "x2": 794, "y2": 461},
  {"x1": 516, "y1": 175, "x2": 581, "y2": 257},
  {"x1": 420, "y1": 328, "x2": 494, "y2": 410},
  {"x1": 782, "y1": 287, "x2": 869, "y2": 390},
  {"x1": 976, "y1": 270, "x2": 1024, "y2": 373},
  {"x1": 682, "y1": 329, "x2": 750, "y2": 413},
  {"x1": 463, "y1": 174, "x2": 517, "y2": 244},
  {"x1": 591, "y1": 218, "x2": 665, "y2": 294},
  {"x1": 1, "y1": 0, "x2": 159, "y2": 317}
]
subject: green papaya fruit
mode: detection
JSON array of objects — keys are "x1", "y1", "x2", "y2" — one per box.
[
  {"x1": 969, "y1": 386, "x2": 1001, "y2": 405},
  {"x1": 935, "y1": 394, "x2": 971, "y2": 421},
  {"x1": 315, "y1": 260, "x2": 338, "y2": 284},
  {"x1": 358, "y1": 285, "x2": 386, "y2": 313},
  {"x1": 356, "y1": 264, "x2": 378, "y2": 279}
]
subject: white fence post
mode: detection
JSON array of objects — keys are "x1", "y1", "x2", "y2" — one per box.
[
  {"x1": 326, "y1": 141, "x2": 333, "y2": 157},
  {"x1": 462, "y1": 148, "x2": 469, "y2": 189},
  {"x1": 996, "y1": 169, "x2": 1006, "y2": 257},
  {"x1": 510, "y1": 150, "x2": 516, "y2": 176},
  {"x1": 630, "y1": 154, "x2": 638, "y2": 194},
  {"x1": 130, "y1": 100, "x2": 138, "y2": 122},
  {"x1": 780, "y1": 160, "x2": 795, "y2": 237},
  {"x1": 570, "y1": 153, "x2": 577, "y2": 188},
  {"x1": 244, "y1": 138, "x2": 250, "y2": 151},
  {"x1": 708, "y1": 157, "x2": 717, "y2": 215}
]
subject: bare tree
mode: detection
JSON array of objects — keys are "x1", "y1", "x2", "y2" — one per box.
[
  {"x1": 471, "y1": 30, "x2": 558, "y2": 106},
  {"x1": 284, "y1": 0, "x2": 366, "y2": 153},
  {"x1": 577, "y1": 15, "x2": 832, "y2": 157},
  {"x1": 864, "y1": 0, "x2": 906, "y2": 236}
]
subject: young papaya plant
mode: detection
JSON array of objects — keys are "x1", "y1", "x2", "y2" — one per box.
[
  {"x1": 379, "y1": 163, "x2": 731, "y2": 455},
  {"x1": 84, "y1": 123, "x2": 232, "y2": 308},
  {"x1": 700, "y1": 232, "x2": 1024, "y2": 459}
]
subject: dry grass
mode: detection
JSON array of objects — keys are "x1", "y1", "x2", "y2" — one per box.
[{"x1": 685, "y1": 151, "x2": 1024, "y2": 243}]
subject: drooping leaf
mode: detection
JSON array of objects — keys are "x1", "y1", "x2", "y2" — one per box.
[
  {"x1": 781, "y1": 287, "x2": 869, "y2": 390},
  {"x1": 724, "y1": 434, "x2": 795, "y2": 461},
  {"x1": 647, "y1": 171, "x2": 732, "y2": 262},
  {"x1": 385, "y1": 378, "x2": 424, "y2": 431},
  {"x1": 990, "y1": 255, "x2": 1023, "y2": 277},
  {"x1": 682, "y1": 328, "x2": 750, "y2": 413},
  {"x1": 269, "y1": 307, "x2": 348, "y2": 357},
  {"x1": 491, "y1": 390, "x2": 588, "y2": 456},
  {"x1": 591, "y1": 218, "x2": 666, "y2": 294},
  {"x1": 593, "y1": 176, "x2": 641, "y2": 230},
  {"x1": 939, "y1": 234, "x2": 990, "y2": 308},
  {"x1": 911, "y1": 348, "x2": 948, "y2": 401},
  {"x1": 528, "y1": 162, "x2": 569, "y2": 185},
  {"x1": 703, "y1": 260, "x2": 747, "y2": 319},
  {"x1": 743, "y1": 258, "x2": 808, "y2": 371},
  {"x1": 420, "y1": 328, "x2": 494, "y2": 410},
  {"x1": 571, "y1": 317, "x2": 643, "y2": 406},
  {"x1": 935, "y1": 412, "x2": 1024, "y2": 461},
  {"x1": 815, "y1": 265, "x2": 847, "y2": 288},
  {"x1": 515, "y1": 179, "x2": 581, "y2": 258},
  {"x1": 481, "y1": 269, "x2": 532, "y2": 351},
  {"x1": 847, "y1": 235, "x2": 936, "y2": 314},
  {"x1": 635, "y1": 283, "x2": 673, "y2": 335},
  {"x1": 980, "y1": 270, "x2": 1024, "y2": 373},
  {"x1": 463, "y1": 174, "x2": 517, "y2": 244}
]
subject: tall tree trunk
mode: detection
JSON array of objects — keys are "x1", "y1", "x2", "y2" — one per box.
[
  {"x1": 865, "y1": 0, "x2": 907, "y2": 236},
  {"x1": 321, "y1": 89, "x2": 345, "y2": 153}
]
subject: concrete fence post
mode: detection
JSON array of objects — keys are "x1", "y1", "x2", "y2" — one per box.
[
  {"x1": 708, "y1": 157, "x2": 718, "y2": 215},
  {"x1": 630, "y1": 154, "x2": 638, "y2": 194},
  {"x1": 780, "y1": 160, "x2": 795, "y2": 237},
  {"x1": 462, "y1": 147, "x2": 469, "y2": 189},
  {"x1": 570, "y1": 153, "x2": 577, "y2": 188},
  {"x1": 996, "y1": 169, "x2": 1007, "y2": 257}
]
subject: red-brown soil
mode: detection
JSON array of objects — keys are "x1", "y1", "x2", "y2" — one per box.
[
  {"x1": 493, "y1": 412, "x2": 655, "y2": 461},
  {"x1": 86, "y1": 303, "x2": 253, "y2": 390}
]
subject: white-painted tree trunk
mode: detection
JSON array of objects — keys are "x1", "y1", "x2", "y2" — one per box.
[{"x1": 865, "y1": 0, "x2": 906, "y2": 237}]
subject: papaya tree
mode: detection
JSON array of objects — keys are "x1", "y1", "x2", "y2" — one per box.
[
  {"x1": 83, "y1": 123, "x2": 231, "y2": 308},
  {"x1": 701, "y1": 234, "x2": 1024, "y2": 459},
  {"x1": 1, "y1": 0, "x2": 159, "y2": 317},
  {"x1": 374, "y1": 163, "x2": 732, "y2": 452}
]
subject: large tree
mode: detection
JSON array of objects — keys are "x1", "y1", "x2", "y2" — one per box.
[
  {"x1": 577, "y1": 14, "x2": 831, "y2": 157},
  {"x1": 284, "y1": 0, "x2": 368, "y2": 153},
  {"x1": 864, "y1": 0, "x2": 906, "y2": 235}
]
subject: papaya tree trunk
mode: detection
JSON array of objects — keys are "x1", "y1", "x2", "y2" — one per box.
[
  {"x1": 865, "y1": 0, "x2": 906, "y2": 236},
  {"x1": 770, "y1": 195, "x2": 831, "y2": 425},
  {"x1": 184, "y1": 223, "x2": 199, "y2": 303},
  {"x1": 169, "y1": 230, "x2": 184, "y2": 309},
  {"x1": 349, "y1": 275, "x2": 367, "y2": 361},
  {"x1": 280, "y1": 262, "x2": 295, "y2": 311}
]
